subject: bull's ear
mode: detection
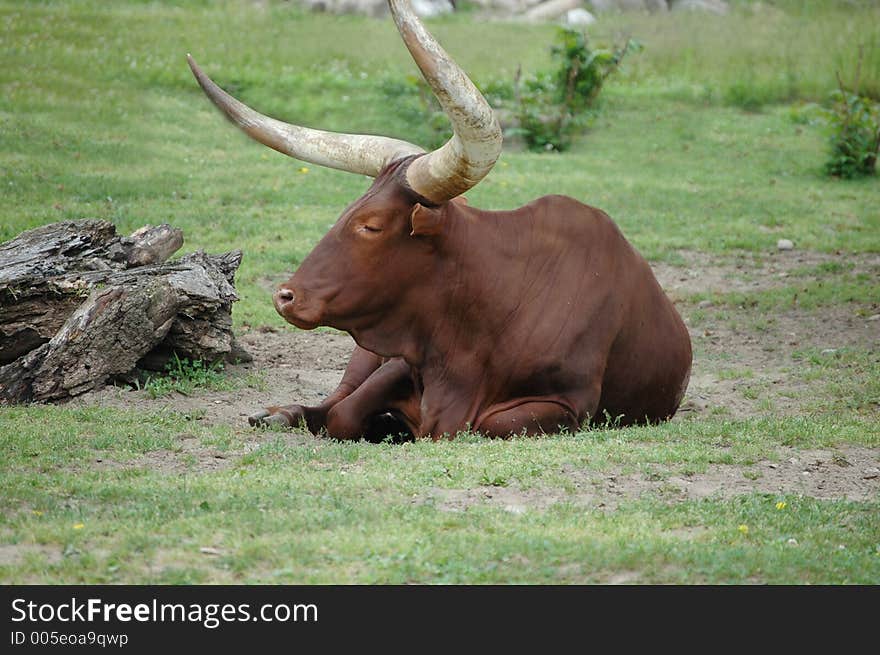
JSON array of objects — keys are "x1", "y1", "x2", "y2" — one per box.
[{"x1": 410, "y1": 203, "x2": 444, "y2": 237}]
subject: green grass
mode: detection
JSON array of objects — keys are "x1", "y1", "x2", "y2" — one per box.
[
  {"x1": 2, "y1": 409, "x2": 878, "y2": 583},
  {"x1": 687, "y1": 274, "x2": 880, "y2": 311},
  {"x1": 1, "y1": 0, "x2": 878, "y2": 584},
  {"x1": 142, "y1": 355, "x2": 231, "y2": 398}
]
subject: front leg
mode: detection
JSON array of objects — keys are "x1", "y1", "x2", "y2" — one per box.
[
  {"x1": 324, "y1": 358, "x2": 420, "y2": 441},
  {"x1": 248, "y1": 345, "x2": 383, "y2": 432}
]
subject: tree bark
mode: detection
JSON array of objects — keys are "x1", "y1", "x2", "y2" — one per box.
[{"x1": 0, "y1": 220, "x2": 249, "y2": 404}]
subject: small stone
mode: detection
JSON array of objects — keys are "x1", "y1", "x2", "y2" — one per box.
[
  {"x1": 867, "y1": 314, "x2": 880, "y2": 322},
  {"x1": 821, "y1": 348, "x2": 837, "y2": 355},
  {"x1": 777, "y1": 239, "x2": 794, "y2": 251},
  {"x1": 697, "y1": 299, "x2": 714, "y2": 309},
  {"x1": 565, "y1": 8, "x2": 597, "y2": 26},
  {"x1": 787, "y1": 538, "x2": 798, "y2": 546},
  {"x1": 199, "y1": 547, "x2": 222, "y2": 556}
]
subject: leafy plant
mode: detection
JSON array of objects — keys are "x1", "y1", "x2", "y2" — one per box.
[
  {"x1": 511, "y1": 30, "x2": 642, "y2": 152},
  {"x1": 142, "y1": 353, "x2": 233, "y2": 398},
  {"x1": 821, "y1": 49, "x2": 880, "y2": 178},
  {"x1": 378, "y1": 29, "x2": 640, "y2": 154}
]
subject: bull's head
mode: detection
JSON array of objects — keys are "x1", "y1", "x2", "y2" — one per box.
[{"x1": 188, "y1": 0, "x2": 502, "y2": 348}]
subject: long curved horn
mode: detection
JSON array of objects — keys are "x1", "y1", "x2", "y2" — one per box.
[
  {"x1": 187, "y1": 54, "x2": 425, "y2": 177},
  {"x1": 389, "y1": 0, "x2": 503, "y2": 204}
]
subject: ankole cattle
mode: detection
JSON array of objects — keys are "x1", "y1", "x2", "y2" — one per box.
[{"x1": 188, "y1": 0, "x2": 692, "y2": 440}]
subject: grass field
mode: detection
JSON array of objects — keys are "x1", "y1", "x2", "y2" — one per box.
[{"x1": 1, "y1": 0, "x2": 878, "y2": 583}]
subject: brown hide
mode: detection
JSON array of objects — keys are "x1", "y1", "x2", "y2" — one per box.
[{"x1": 261, "y1": 156, "x2": 692, "y2": 439}]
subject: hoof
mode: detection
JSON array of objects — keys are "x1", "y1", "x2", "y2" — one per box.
[{"x1": 248, "y1": 410, "x2": 291, "y2": 428}]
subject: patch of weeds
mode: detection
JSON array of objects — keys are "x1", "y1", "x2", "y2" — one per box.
[
  {"x1": 750, "y1": 317, "x2": 775, "y2": 332},
  {"x1": 657, "y1": 482, "x2": 684, "y2": 499},
  {"x1": 741, "y1": 386, "x2": 760, "y2": 401},
  {"x1": 819, "y1": 49, "x2": 880, "y2": 178},
  {"x1": 717, "y1": 368, "x2": 755, "y2": 381},
  {"x1": 687, "y1": 308, "x2": 707, "y2": 326},
  {"x1": 688, "y1": 277, "x2": 877, "y2": 311},
  {"x1": 142, "y1": 354, "x2": 234, "y2": 399},
  {"x1": 480, "y1": 472, "x2": 509, "y2": 487},
  {"x1": 788, "y1": 261, "x2": 854, "y2": 278},
  {"x1": 240, "y1": 371, "x2": 268, "y2": 392},
  {"x1": 724, "y1": 79, "x2": 769, "y2": 112},
  {"x1": 509, "y1": 30, "x2": 642, "y2": 152},
  {"x1": 643, "y1": 466, "x2": 666, "y2": 482},
  {"x1": 792, "y1": 347, "x2": 880, "y2": 414}
]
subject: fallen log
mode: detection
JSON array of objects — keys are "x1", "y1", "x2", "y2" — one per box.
[{"x1": 0, "y1": 220, "x2": 249, "y2": 404}]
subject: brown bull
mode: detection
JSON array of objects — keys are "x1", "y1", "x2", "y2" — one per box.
[{"x1": 189, "y1": 0, "x2": 692, "y2": 440}]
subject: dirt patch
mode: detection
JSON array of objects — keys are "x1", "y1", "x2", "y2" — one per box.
[
  {"x1": 419, "y1": 485, "x2": 567, "y2": 514},
  {"x1": 679, "y1": 305, "x2": 879, "y2": 418},
  {"x1": 577, "y1": 446, "x2": 880, "y2": 504},
  {"x1": 652, "y1": 250, "x2": 880, "y2": 299},
  {"x1": 74, "y1": 328, "x2": 355, "y2": 428},
  {"x1": 92, "y1": 434, "x2": 237, "y2": 474},
  {"x1": 418, "y1": 446, "x2": 880, "y2": 513},
  {"x1": 0, "y1": 543, "x2": 61, "y2": 567}
]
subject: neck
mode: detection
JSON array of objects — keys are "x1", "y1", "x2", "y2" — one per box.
[{"x1": 353, "y1": 203, "x2": 517, "y2": 374}]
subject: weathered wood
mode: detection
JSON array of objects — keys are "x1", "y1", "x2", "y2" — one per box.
[
  {"x1": 0, "y1": 220, "x2": 184, "y2": 365},
  {"x1": 0, "y1": 220, "x2": 249, "y2": 404}
]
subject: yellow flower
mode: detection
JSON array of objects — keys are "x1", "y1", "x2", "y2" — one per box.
[
  {"x1": 298, "y1": 167, "x2": 309, "y2": 174},
  {"x1": 73, "y1": 523, "x2": 84, "y2": 530},
  {"x1": 776, "y1": 501, "x2": 787, "y2": 510},
  {"x1": 738, "y1": 524, "x2": 749, "y2": 535},
  {"x1": 32, "y1": 510, "x2": 43, "y2": 516}
]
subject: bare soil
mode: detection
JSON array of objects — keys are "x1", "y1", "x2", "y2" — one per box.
[
  {"x1": 419, "y1": 444, "x2": 880, "y2": 514},
  {"x1": 413, "y1": 447, "x2": 880, "y2": 514}
]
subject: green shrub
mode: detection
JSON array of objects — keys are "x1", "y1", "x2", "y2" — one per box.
[
  {"x1": 823, "y1": 89, "x2": 880, "y2": 178},
  {"x1": 821, "y1": 53, "x2": 880, "y2": 178},
  {"x1": 510, "y1": 30, "x2": 642, "y2": 152},
  {"x1": 378, "y1": 29, "x2": 641, "y2": 154}
]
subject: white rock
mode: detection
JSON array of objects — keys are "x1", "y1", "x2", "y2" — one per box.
[
  {"x1": 565, "y1": 7, "x2": 597, "y2": 25},
  {"x1": 523, "y1": 0, "x2": 583, "y2": 21},
  {"x1": 777, "y1": 238, "x2": 794, "y2": 251},
  {"x1": 411, "y1": 0, "x2": 454, "y2": 17}
]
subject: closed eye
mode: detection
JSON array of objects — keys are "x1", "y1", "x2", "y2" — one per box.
[{"x1": 359, "y1": 224, "x2": 383, "y2": 233}]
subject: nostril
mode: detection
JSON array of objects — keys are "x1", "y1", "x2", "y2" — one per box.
[{"x1": 276, "y1": 288, "x2": 295, "y2": 304}]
